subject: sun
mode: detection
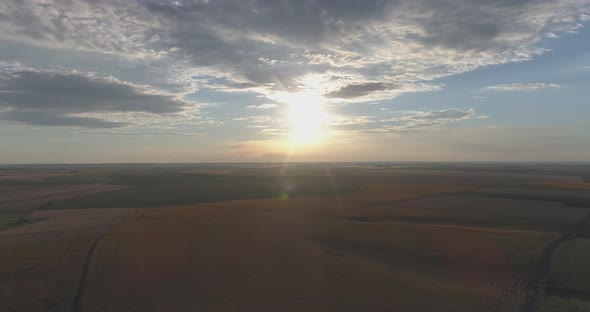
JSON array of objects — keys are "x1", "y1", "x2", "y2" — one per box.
[{"x1": 285, "y1": 91, "x2": 327, "y2": 145}]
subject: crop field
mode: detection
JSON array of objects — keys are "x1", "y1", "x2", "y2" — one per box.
[
  {"x1": 0, "y1": 207, "x2": 132, "y2": 311},
  {"x1": 542, "y1": 296, "x2": 590, "y2": 312},
  {"x1": 44, "y1": 172, "x2": 362, "y2": 209},
  {"x1": 0, "y1": 168, "x2": 76, "y2": 181},
  {"x1": 0, "y1": 163, "x2": 589, "y2": 312},
  {"x1": 0, "y1": 211, "x2": 45, "y2": 230},
  {"x1": 78, "y1": 200, "x2": 556, "y2": 312},
  {"x1": 0, "y1": 232, "x2": 100, "y2": 312},
  {"x1": 0, "y1": 184, "x2": 125, "y2": 212},
  {"x1": 0, "y1": 208, "x2": 131, "y2": 238},
  {"x1": 549, "y1": 238, "x2": 590, "y2": 293},
  {"x1": 469, "y1": 187, "x2": 590, "y2": 208},
  {"x1": 391, "y1": 194, "x2": 587, "y2": 232}
]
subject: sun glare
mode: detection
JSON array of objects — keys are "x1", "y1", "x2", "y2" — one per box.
[{"x1": 285, "y1": 92, "x2": 327, "y2": 145}]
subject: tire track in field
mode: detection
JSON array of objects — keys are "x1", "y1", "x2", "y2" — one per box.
[
  {"x1": 494, "y1": 271, "x2": 532, "y2": 312},
  {"x1": 68, "y1": 227, "x2": 110, "y2": 312},
  {"x1": 68, "y1": 209, "x2": 133, "y2": 312}
]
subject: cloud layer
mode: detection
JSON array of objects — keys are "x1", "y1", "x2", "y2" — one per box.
[
  {"x1": 486, "y1": 83, "x2": 561, "y2": 91},
  {"x1": 0, "y1": 0, "x2": 588, "y2": 132},
  {"x1": 2, "y1": 1, "x2": 588, "y2": 89},
  {"x1": 0, "y1": 71, "x2": 193, "y2": 128}
]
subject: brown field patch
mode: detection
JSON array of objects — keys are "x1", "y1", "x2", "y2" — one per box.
[
  {"x1": 0, "y1": 208, "x2": 132, "y2": 311},
  {"x1": 0, "y1": 231, "x2": 101, "y2": 312},
  {"x1": 0, "y1": 169, "x2": 76, "y2": 181},
  {"x1": 78, "y1": 197, "x2": 557, "y2": 312},
  {"x1": 0, "y1": 184, "x2": 125, "y2": 212},
  {"x1": 0, "y1": 208, "x2": 132, "y2": 238}
]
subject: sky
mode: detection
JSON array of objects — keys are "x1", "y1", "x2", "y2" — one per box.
[{"x1": 0, "y1": 0, "x2": 589, "y2": 163}]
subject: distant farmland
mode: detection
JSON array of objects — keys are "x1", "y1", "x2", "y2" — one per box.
[{"x1": 1, "y1": 163, "x2": 590, "y2": 312}]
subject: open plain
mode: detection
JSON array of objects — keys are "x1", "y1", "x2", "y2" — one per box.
[{"x1": 0, "y1": 163, "x2": 589, "y2": 312}]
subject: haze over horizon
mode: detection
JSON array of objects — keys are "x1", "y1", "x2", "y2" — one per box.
[{"x1": 1, "y1": 0, "x2": 589, "y2": 163}]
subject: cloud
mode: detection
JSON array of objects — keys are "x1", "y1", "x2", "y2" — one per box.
[
  {"x1": 246, "y1": 104, "x2": 278, "y2": 110},
  {"x1": 326, "y1": 108, "x2": 486, "y2": 133},
  {"x1": 0, "y1": 70, "x2": 195, "y2": 128},
  {"x1": 377, "y1": 108, "x2": 486, "y2": 132},
  {"x1": 2, "y1": 111, "x2": 126, "y2": 128},
  {"x1": 84, "y1": 130, "x2": 203, "y2": 136},
  {"x1": 232, "y1": 116, "x2": 278, "y2": 124},
  {"x1": 486, "y1": 83, "x2": 561, "y2": 91},
  {"x1": 328, "y1": 116, "x2": 377, "y2": 126},
  {"x1": 325, "y1": 83, "x2": 391, "y2": 99},
  {"x1": 0, "y1": 0, "x2": 588, "y2": 136},
  {"x1": 227, "y1": 82, "x2": 261, "y2": 90},
  {"x1": 1, "y1": 0, "x2": 587, "y2": 105}
]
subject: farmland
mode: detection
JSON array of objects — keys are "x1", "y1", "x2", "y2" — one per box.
[
  {"x1": 0, "y1": 234, "x2": 98, "y2": 312},
  {"x1": 0, "y1": 211, "x2": 44, "y2": 230},
  {"x1": 77, "y1": 202, "x2": 554, "y2": 312},
  {"x1": 0, "y1": 183, "x2": 125, "y2": 212},
  {"x1": 0, "y1": 163, "x2": 589, "y2": 311},
  {"x1": 546, "y1": 238, "x2": 590, "y2": 311},
  {"x1": 0, "y1": 208, "x2": 131, "y2": 312}
]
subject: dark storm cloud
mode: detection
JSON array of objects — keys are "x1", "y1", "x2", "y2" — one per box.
[{"x1": 0, "y1": 71, "x2": 192, "y2": 128}]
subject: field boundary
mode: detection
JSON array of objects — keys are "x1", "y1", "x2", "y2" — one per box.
[
  {"x1": 0, "y1": 225, "x2": 109, "y2": 238},
  {"x1": 522, "y1": 210, "x2": 590, "y2": 312},
  {"x1": 68, "y1": 228, "x2": 109, "y2": 312},
  {"x1": 66, "y1": 207, "x2": 132, "y2": 312}
]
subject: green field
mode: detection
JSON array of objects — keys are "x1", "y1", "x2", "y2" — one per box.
[
  {"x1": 542, "y1": 296, "x2": 590, "y2": 312},
  {"x1": 549, "y1": 238, "x2": 590, "y2": 292},
  {"x1": 0, "y1": 211, "x2": 44, "y2": 230},
  {"x1": 45, "y1": 172, "x2": 360, "y2": 209}
]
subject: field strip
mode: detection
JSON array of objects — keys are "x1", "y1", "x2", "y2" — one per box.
[
  {"x1": 394, "y1": 221, "x2": 549, "y2": 235},
  {"x1": 373, "y1": 202, "x2": 571, "y2": 221},
  {"x1": 523, "y1": 209, "x2": 590, "y2": 312},
  {"x1": 67, "y1": 209, "x2": 133, "y2": 312},
  {"x1": 0, "y1": 225, "x2": 110, "y2": 237},
  {"x1": 129, "y1": 203, "x2": 552, "y2": 235},
  {"x1": 68, "y1": 229, "x2": 109, "y2": 312},
  {"x1": 494, "y1": 269, "x2": 533, "y2": 312}
]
